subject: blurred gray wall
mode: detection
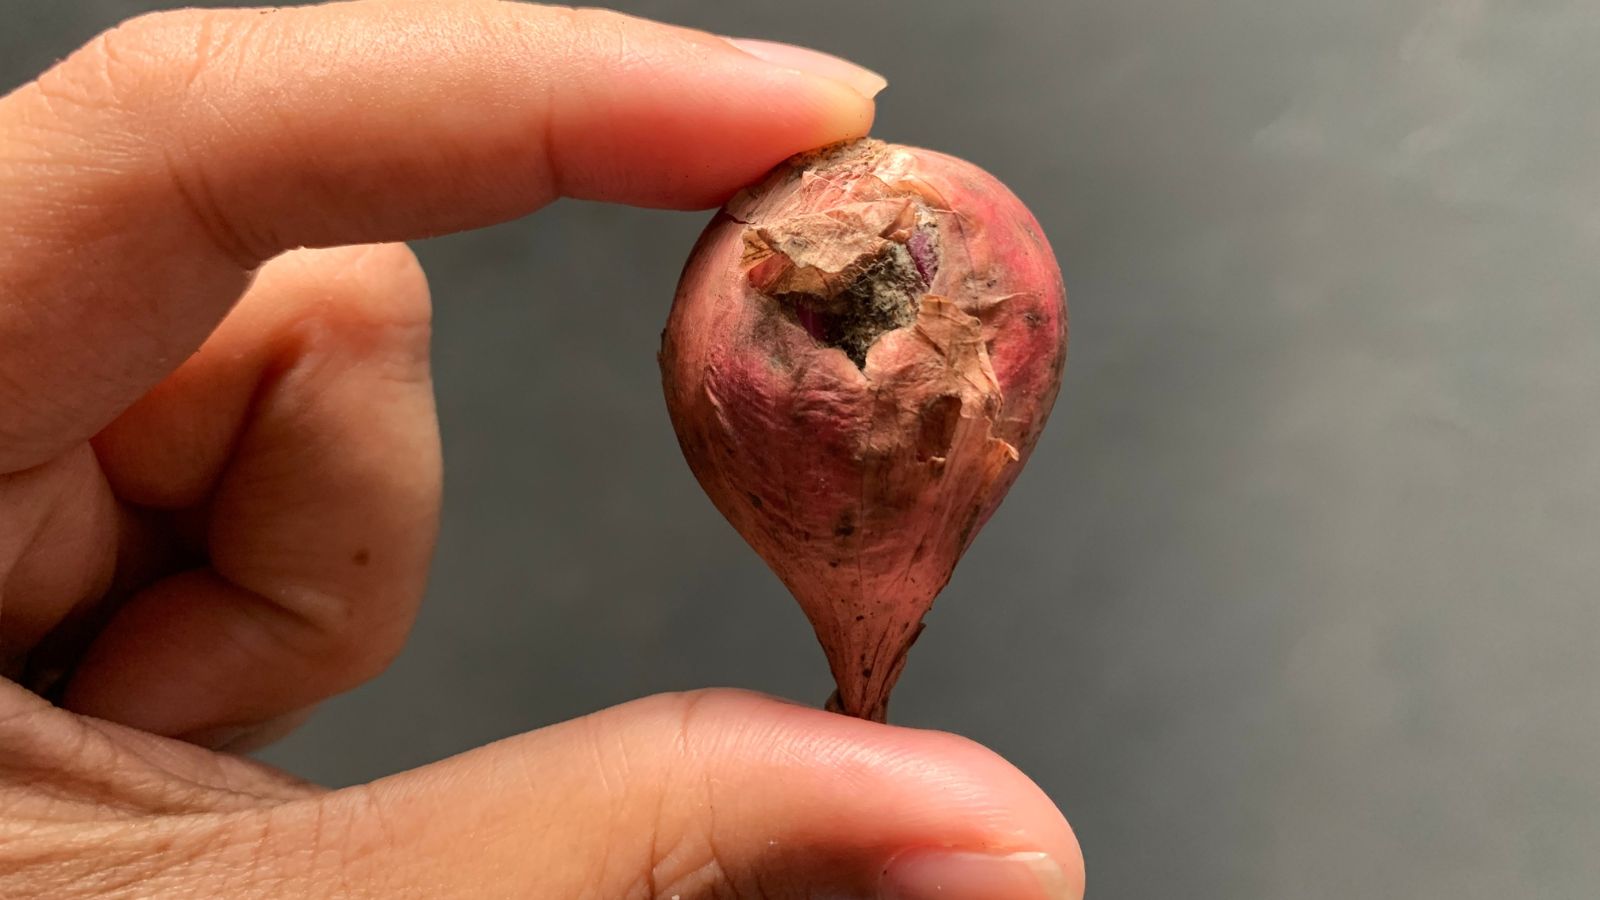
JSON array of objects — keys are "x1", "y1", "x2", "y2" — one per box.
[{"x1": 7, "y1": 1, "x2": 1599, "y2": 896}]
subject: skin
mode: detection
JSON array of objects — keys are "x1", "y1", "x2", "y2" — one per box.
[{"x1": 0, "y1": 2, "x2": 1084, "y2": 897}]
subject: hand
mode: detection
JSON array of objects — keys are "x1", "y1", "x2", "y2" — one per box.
[{"x1": 0, "y1": 2, "x2": 1083, "y2": 897}]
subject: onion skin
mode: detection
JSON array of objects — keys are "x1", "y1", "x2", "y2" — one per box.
[{"x1": 660, "y1": 139, "x2": 1067, "y2": 722}]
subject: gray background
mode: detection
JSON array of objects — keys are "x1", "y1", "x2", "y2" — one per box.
[{"x1": 6, "y1": 1, "x2": 1598, "y2": 897}]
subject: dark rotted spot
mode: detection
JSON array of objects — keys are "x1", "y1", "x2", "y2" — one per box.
[
  {"x1": 862, "y1": 666, "x2": 874, "y2": 678},
  {"x1": 759, "y1": 233, "x2": 927, "y2": 370},
  {"x1": 352, "y1": 548, "x2": 371, "y2": 566},
  {"x1": 916, "y1": 394, "x2": 963, "y2": 461},
  {"x1": 855, "y1": 614, "x2": 865, "y2": 621},
  {"x1": 746, "y1": 492, "x2": 763, "y2": 509},
  {"x1": 1022, "y1": 308, "x2": 1044, "y2": 329},
  {"x1": 829, "y1": 559, "x2": 841, "y2": 568},
  {"x1": 834, "y1": 511, "x2": 856, "y2": 538}
]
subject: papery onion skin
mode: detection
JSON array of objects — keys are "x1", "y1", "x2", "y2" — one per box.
[{"x1": 660, "y1": 139, "x2": 1067, "y2": 722}]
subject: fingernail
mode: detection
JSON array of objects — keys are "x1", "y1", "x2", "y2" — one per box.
[
  {"x1": 881, "y1": 850, "x2": 1078, "y2": 900},
  {"x1": 724, "y1": 37, "x2": 888, "y2": 99}
]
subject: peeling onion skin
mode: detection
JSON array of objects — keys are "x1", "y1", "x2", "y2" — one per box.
[{"x1": 660, "y1": 139, "x2": 1067, "y2": 722}]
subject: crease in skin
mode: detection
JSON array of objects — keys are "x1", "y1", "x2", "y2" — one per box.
[
  {"x1": 0, "y1": 691, "x2": 315, "y2": 824},
  {"x1": 660, "y1": 138, "x2": 1067, "y2": 722}
]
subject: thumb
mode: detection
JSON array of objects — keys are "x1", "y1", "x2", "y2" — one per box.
[{"x1": 289, "y1": 690, "x2": 1084, "y2": 899}]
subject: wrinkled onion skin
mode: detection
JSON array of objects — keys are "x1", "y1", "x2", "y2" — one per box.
[{"x1": 660, "y1": 140, "x2": 1066, "y2": 721}]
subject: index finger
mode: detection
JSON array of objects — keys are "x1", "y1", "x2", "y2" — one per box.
[{"x1": 0, "y1": 0, "x2": 880, "y2": 472}]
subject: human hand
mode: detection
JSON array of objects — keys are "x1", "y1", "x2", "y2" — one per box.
[{"x1": 0, "y1": 2, "x2": 1083, "y2": 896}]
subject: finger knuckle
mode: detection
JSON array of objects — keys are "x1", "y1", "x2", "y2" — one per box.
[
  {"x1": 622, "y1": 692, "x2": 763, "y2": 899},
  {"x1": 0, "y1": 702, "x2": 278, "y2": 897},
  {"x1": 283, "y1": 244, "x2": 432, "y2": 330},
  {"x1": 277, "y1": 588, "x2": 413, "y2": 689},
  {"x1": 37, "y1": 10, "x2": 283, "y2": 266},
  {"x1": 46, "y1": 9, "x2": 253, "y2": 120},
  {"x1": 290, "y1": 789, "x2": 406, "y2": 895},
  {"x1": 557, "y1": 7, "x2": 664, "y2": 74},
  {"x1": 347, "y1": 243, "x2": 433, "y2": 327},
  {"x1": 269, "y1": 244, "x2": 433, "y2": 385},
  {"x1": 0, "y1": 817, "x2": 227, "y2": 900}
]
